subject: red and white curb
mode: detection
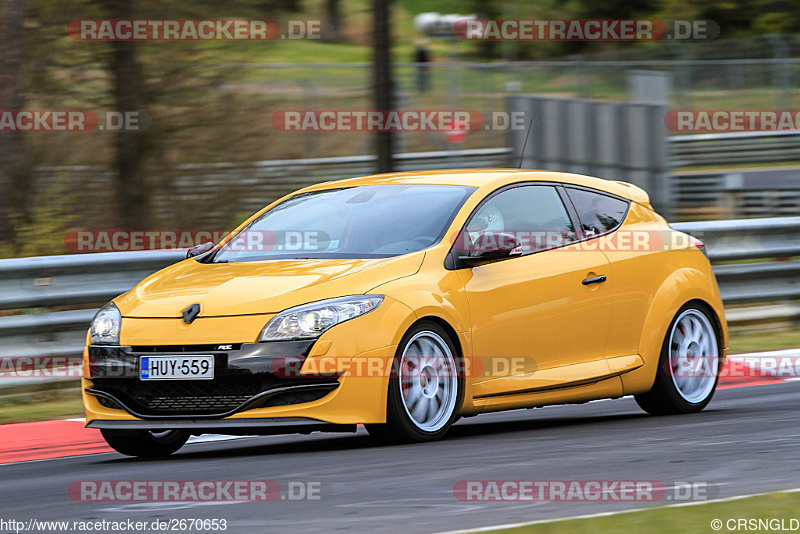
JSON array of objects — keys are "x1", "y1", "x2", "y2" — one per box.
[
  {"x1": 0, "y1": 418, "x2": 255, "y2": 465},
  {"x1": 719, "y1": 348, "x2": 800, "y2": 389}
]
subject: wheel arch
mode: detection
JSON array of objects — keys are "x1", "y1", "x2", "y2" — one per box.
[
  {"x1": 682, "y1": 298, "x2": 725, "y2": 347},
  {"x1": 403, "y1": 315, "x2": 474, "y2": 415},
  {"x1": 620, "y1": 266, "x2": 727, "y2": 395},
  {"x1": 410, "y1": 315, "x2": 463, "y2": 358}
]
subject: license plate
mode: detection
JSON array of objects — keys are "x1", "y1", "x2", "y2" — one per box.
[{"x1": 140, "y1": 356, "x2": 214, "y2": 380}]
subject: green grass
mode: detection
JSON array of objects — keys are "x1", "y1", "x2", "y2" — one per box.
[
  {"x1": 728, "y1": 328, "x2": 800, "y2": 354},
  {"x1": 489, "y1": 491, "x2": 800, "y2": 534},
  {"x1": 0, "y1": 386, "x2": 85, "y2": 424},
  {"x1": 166, "y1": 0, "x2": 471, "y2": 66},
  {"x1": 191, "y1": 38, "x2": 373, "y2": 64},
  {"x1": 397, "y1": 0, "x2": 464, "y2": 13}
]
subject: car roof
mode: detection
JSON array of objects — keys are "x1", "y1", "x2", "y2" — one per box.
[{"x1": 301, "y1": 169, "x2": 652, "y2": 207}]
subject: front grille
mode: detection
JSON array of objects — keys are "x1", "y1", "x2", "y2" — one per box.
[
  {"x1": 94, "y1": 376, "x2": 264, "y2": 414},
  {"x1": 91, "y1": 375, "x2": 335, "y2": 416}
]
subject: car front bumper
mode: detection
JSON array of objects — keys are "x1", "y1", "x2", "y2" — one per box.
[{"x1": 83, "y1": 296, "x2": 417, "y2": 429}]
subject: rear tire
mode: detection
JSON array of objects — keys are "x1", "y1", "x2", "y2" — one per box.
[
  {"x1": 635, "y1": 303, "x2": 721, "y2": 415},
  {"x1": 366, "y1": 321, "x2": 462, "y2": 444},
  {"x1": 101, "y1": 429, "x2": 189, "y2": 458}
]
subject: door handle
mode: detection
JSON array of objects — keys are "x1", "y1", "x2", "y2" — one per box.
[{"x1": 582, "y1": 275, "x2": 607, "y2": 286}]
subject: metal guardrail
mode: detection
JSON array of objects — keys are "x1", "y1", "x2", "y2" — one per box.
[
  {"x1": 674, "y1": 217, "x2": 800, "y2": 262},
  {"x1": 0, "y1": 250, "x2": 185, "y2": 372},
  {"x1": 670, "y1": 131, "x2": 800, "y2": 168},
  {"x1": 1, "y1": 217, "x2": 798, "y2": 387},
  {"x1": 674, "y1": 217, "x2": 800, "y2": 304},
  {"x1": 0, "y1": 249, "x2": 185, "y2": 310},
  {"x1": 672, "y1": 167, "x2": 800, "y2": 219},
  {"x1": 669, "y1": 134, "x2": 800, "y2": 219}
]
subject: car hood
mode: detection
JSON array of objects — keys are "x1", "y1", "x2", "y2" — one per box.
[{"x1": 115, "y1": 252, "x2": 425, "y2": 318}]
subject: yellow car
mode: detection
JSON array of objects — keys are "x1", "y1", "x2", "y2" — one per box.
[{"x1": 83, "y1": 169, "x2": 727, "y2": 457}]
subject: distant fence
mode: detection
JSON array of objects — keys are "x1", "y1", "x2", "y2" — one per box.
[
  {"x1": 670, "y1": 131, "x2": 800, "y2": 168},
  {"x1": 673, "y1": 165, "x2": 800, "y2": 220},
  {"x1": 35, "y1": 148, "x2": 513, "y2": 229}
]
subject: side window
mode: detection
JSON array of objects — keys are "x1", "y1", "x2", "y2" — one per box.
[
  {"x1": 465, "y1": 185, "x2": 577, "y2": 252},
  {"x1": 566, "y1": 188, "x2": 629, "y2": 238}
]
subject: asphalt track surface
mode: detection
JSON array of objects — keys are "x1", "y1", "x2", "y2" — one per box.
[{"x1": 2, "y1": 381, "x2": 800, "y2": 533}]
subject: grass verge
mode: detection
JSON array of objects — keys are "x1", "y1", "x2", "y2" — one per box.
[
  {"x1": 0, "y1": 385, "x2": 85, "y2": 425},
  {"x1": 728, "y1": 328, "x2": 800, "y2": 354},
  {"x1": 490, "y1": 491, "x2": 800, "y2": 534}
]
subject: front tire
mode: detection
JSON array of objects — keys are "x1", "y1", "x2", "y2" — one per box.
[
  {"x1": 635, "y1": 303, "x2": 721, "y2": 415},
  {"x1": 101, "y1": 429, "x2": 189, "y2": 458},
  {"x1": 366, "y1": 321, "x2": 462, "y2": 443}
]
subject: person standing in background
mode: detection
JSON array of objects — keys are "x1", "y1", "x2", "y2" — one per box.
[{"x1": 414, "y1": 39, "x2": 431, "y2": 93}]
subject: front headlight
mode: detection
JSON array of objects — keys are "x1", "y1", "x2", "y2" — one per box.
[
  {"x1": 259, "y1": 295, "x2": 384, "y2": 342},
  {"x1": 90, "y1": 302, "x2": 121, "y2": 345}
]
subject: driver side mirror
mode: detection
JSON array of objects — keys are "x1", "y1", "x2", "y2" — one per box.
[
  {"x1": 457, "y1": 232, "x2": 521, "y2": 267},
  {"x1": 186, "y1": 241, "x2": 215, "y2": 259}
]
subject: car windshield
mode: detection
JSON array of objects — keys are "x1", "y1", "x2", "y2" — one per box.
[{"x1": 211, "y1": 184, "x2": 476, "y2": 262}]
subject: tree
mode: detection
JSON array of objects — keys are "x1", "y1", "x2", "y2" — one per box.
[
  {"x1": 100, "y1": 0, "x2": 150, "y2": 230},
  {"x1": 373, "y1": 0, "x2": 394, "y2": 173},
  {"x1": 469, "y1": 0, "x2": 501, "y2": 58},
  {"x1": 325, "y1": 0, "x2": 343, "y2": 41},
  {"x1": 0, "y1": 0, "x2": 27, "y2": 243}
]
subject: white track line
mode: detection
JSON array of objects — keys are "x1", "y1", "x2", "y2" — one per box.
[{"x1": 188, "y1": 434, "x2": 256, "y2": 444}]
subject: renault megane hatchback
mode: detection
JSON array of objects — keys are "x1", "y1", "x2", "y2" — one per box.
[{"x1": 83, "y1": 169, "x2": 727, "y2": 457}]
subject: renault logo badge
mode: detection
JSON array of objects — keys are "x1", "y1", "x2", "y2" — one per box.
[{"x1": 182, "y1": 304, "x2": 201, "y2": 324}]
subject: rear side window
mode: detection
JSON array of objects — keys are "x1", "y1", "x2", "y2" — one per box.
[{"x1": 566, "y1": 188, "x2": 629, "y2": 237}]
